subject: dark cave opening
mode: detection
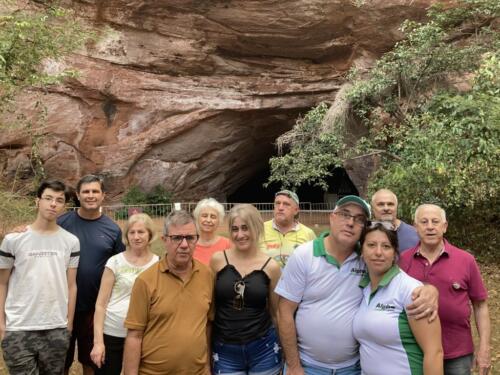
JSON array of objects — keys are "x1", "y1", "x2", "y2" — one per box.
[{"x1": 227, "y1": 165, "x2": 359, "y2": 204}]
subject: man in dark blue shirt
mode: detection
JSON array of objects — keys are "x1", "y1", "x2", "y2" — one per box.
[
  {"x1": 59, "y1": 175, "x2": 125, "y2": 375},
  {"x1": 370, "y1": 189, "x2": 419, "y2": 253}
]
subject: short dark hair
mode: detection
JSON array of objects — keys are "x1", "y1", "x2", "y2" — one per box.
[
  {"x1": 76, "y1": 175, "x2": 105, "y2": 193},
  {"x1": 163, "y1": 210, "x2": 196, "y2": 236},
  {"x1": 360, "y1": 222, "x2": 399, "y2": 257},
  {"x1": 37, "y1": 179, "x2": 69, "y2": 201}
]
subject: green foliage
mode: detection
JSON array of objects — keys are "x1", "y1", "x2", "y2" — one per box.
[
  {"x1": 347, "y1": 0, "x2": 499, "y2": 127},
  {"x1": 116, "y1": 185, "x2": 172, "y2": 219},
  {"x1": 0, "y1": 2, "x2": 87, "y2": 107},
  {"x1": 122, "y1": 186, "x2": 148, "y2": 206},
  {"x1": 267, "y1": 0, "x2": 499, "y2": 256},
  {"x1": 145, "y1": 185, "x2": 172, "y2": 205},
  {"x1": 267, "y1": 103, "x2": 348, "y2": 190},
  {"x1": 0, "y1": 1, "x2": 89, "y2": 183},
  {"x1": 445, "y1": 204, "x2": 498, "y2": 263},
  {"x1": 371, "y1": 84, "x2": 499, "y2": 218}
]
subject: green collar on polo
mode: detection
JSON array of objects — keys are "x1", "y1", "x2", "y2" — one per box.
[{"x1": 359, "y1": 265, "x2": 401, "y2": 301}]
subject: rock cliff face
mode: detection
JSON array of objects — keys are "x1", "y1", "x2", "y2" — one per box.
[{"x1": 0, "y1": 0, "x2": 442, "y2": 201}]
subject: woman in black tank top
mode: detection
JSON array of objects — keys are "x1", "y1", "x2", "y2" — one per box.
[{"x1": 209, "y1": 204, "x2": 282, "y2": 375}]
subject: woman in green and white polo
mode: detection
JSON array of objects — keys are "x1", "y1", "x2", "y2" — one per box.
[{"x1": 353, "y1": 222, "x2": 443, "y2": 375}]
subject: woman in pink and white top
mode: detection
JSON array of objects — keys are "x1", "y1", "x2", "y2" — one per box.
[{"x1": 90, "y1": 213, "x2": 159, "y2": 375}]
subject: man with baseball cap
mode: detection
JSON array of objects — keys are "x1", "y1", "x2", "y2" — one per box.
[
  {"x1": 262, "y1": 190, "x2": 316, "y2": 267},
  {"x1": 276, "y1": 195, "x2": 438, "y2": 375}
]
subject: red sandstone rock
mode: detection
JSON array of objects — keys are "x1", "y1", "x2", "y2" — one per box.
[{"x1": 0, "y1": 0, "x2": 445, "y2": 201}]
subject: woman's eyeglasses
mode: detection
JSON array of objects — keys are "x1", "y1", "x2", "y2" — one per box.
[
  {"x1": 233, "y1": 280, "x2": 245, "y2": 310},
  {"x1": 367, "y1": 221, "x2": 396, "y2": 231}
]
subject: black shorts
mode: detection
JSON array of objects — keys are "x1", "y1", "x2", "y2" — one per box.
[{"x1": 65, "y1": 310, "x2": 95, "y2": 369}]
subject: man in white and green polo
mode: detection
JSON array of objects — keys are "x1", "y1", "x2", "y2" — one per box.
[
  {"x1": 276, "y1": 196, "x2": 438, "y2": 375},
  {"x1": 276, "y1": 195, "x2": 369, "y2": 374}
]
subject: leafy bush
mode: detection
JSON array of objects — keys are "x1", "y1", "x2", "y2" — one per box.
[
  {"x1": 267, "y1": 0, "x2": 500, "y2": 257},
  {"x1": 116, "y1": 185, "x2": 172, "y2": 219},
  {"x1": 0, "y1": 3, "x2": 88, "y2": 114},
  {"x1": 122, "y1": 186, "x2": 148, "y2": 205},
  {"x1": 0, "y1": 2, "x2": 90, "y2": 183}
]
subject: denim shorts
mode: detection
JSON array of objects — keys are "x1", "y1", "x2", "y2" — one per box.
[
  {"x1": 444, "y1": 354, "x2": 473, "y2": 375},
  {"x1": 212, "y1": 326, "x2": 282, "y2": 375}
]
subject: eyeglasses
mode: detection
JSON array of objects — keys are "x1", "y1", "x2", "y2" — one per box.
[
  {"x1": 166, "y1": 235, "x2": 199, "y2": 245},
  {"x1": 40, "y1": 195, "x2": 66, "y2": 205},
  {"x1": 333, "y1": 210, "x2": 367, "y2": 226},
  {"x1": 233, "y1": 280, "x2": 245, "y2": 310},
  {"x1": 367, "y1": 221, "x2": 396, "y2": 231}
]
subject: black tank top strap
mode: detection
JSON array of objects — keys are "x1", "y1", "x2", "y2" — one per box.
[
  {"x1": 260, "y1": 257, "x2": 272, "y2": 270},
  {"x1": 223, "y1": 250, "x2": 230, "y2": 265}
]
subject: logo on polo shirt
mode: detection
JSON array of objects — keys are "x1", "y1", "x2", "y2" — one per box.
[
  {"x1": 266, "y1": 243, "x2": 280, "y2": 249},
  {"x1": 375, "y1": 302, "x2": 396, "y2": 311},
  {"x1": 350, "y1": 268, "x2": 366, "y2": 276}
]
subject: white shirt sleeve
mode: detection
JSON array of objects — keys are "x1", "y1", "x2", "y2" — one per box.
[
  {"x1": 68, "y1": 237, "x2": 80, "y2": 268},
  {"x1": 401, "y1": 272, "x2": 424, "y2": 310},
  {"x1": 274, "y1": 245, "x2": 309, "y2": 303},
  {"x1": 105, "y1": 253, "x2": 119, "y2": 275},
  {"x1": 0, "y1": 235, "x2": 15, "y2": 269}
]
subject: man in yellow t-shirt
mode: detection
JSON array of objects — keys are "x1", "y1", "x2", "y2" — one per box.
[{"x1": 261, "y1": 190, "x2": 316, "y2": 267}]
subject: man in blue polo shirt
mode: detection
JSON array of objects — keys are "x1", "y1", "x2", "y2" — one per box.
[
  {"x1": 60, "y1": 175, "x2": 125, "y2": 375},
  {"x1": 370, "y1": 189, "x2": 419, "y2": 253},
  {"x1": 276, "y1": 195, "x2": 437, "y2": 375}
]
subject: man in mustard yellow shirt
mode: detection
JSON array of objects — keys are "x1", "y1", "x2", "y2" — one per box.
[
  {"x1": 123, "y1": 210, "x2": 214, "y2": 374},
  {"x1": 261, "y1": 190, "x2": 316, "y2": 267}
]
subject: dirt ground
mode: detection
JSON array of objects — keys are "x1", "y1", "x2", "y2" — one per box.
[{"x1": 0, "y1": 262, "x2": 498, "y2": 375}]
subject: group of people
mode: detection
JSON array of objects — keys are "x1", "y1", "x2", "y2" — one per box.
[{"x1": 0, "y1": 176, "x2": 491, "y2": 375}]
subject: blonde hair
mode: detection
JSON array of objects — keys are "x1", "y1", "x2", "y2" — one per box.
[
  {"x1": 227, "y1": 204, "x2": 264, "y2": 244},
  {"x1": 123, "y1": 213, "x2": 157, "y2": 246}
]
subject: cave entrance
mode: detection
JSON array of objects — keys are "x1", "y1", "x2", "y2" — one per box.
[{"x1": 227, "y1": 166, "x2": 358, "y2": 204}]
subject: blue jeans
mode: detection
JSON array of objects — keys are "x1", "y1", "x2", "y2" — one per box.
[
  {"x1": 284, "y1": 360, "x2": 361, "y2": 375},
  {"x1": 212, "y1": 326, "x2": 282, "y2": 375},
  {"x1": 444, "y1": 354, "x2": 473, "y2": 375}
]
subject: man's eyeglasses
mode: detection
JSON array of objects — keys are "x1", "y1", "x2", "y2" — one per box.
[
  {"x1": 333, "y1": 210, "x2": 367, "y2": 226},
  {"x1": 233, "y1": 280, "x2": 245, "y2": 310},
  {"x1": 166, "y1": 235, "x2": 199, "y2": 245},
  {"x1": 40, "y1": 195, "x2": 66, "y2": 205},
  {"x1": 367, "y1": 221, "x2": 396, "y2": 231}
]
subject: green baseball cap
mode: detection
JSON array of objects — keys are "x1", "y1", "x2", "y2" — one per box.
[
  {"x1": 275, "y1": 190, "x2": 300, "y2": 205},
  {"x1": 335, "y1": 195, "x2": 371, "y2": 217}
]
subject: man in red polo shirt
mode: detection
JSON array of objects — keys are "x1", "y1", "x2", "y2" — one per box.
[{"x1": 399, "y1": 204, "x2": 491, "y2": 375}]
